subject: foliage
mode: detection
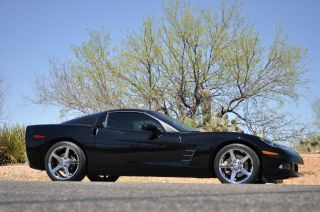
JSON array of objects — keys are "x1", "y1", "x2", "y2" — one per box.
[
  {"x1": 295, "y1": 132, "x2": 320, "y2": 154},
  {"x1": 313, "y1": 98, "x2": 320, "y2": 130},
  {"x1": 0, "y1": 70, "x2": 7, "y2": 122},
  {"x1": 33, "y1": 0, "x2": 308, "y2": 142},
  {"x1": 34, "y1": 32, "x2": 127, "y2": 117},
  {"x1": 0, "y1": 125, "x2": 26, "y2": 165},
  {"x1": 202, "y1": 113, "x2": 242, "y2": 132},
  {"x1": 184, "y1": 112, "x2": 242, "y2": 132}
]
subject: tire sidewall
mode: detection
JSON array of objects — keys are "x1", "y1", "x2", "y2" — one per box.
[
  {"x1": 214, "y1": 143, "x2": 260, "y2": 184},
  {"x1": 44, "y1": 141, "x2": 86, "y2": 181},
  {"x1": 87, "y1": 174, "x2": 119, "y2": 182}
]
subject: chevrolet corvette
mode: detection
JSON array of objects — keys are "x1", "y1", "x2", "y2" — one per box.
[{"x1": 25, "y1": 109, "x2": 303, "y2": 184}]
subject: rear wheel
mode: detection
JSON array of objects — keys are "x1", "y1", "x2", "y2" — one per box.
[
  {"x1": 87, "y1": 174, "x2": 119, "y2": 182},
  {"x1": 214, "y1": 144, "x2": 260, "y2": 184},
  {"x1": 44, "y1": 141, "x2": 86, "y2": 181}
]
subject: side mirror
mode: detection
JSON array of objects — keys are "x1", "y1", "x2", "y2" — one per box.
[
  {"x1": 142, "y1": 124, "x2": 158, "y2": 131},
  {"x1": 142, "y1": 124, "x2": 161, "y2": 139}
]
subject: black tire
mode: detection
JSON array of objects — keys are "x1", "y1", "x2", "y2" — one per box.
[
  {"x1": 87, "y1": 174, "x2": 119, "y2": 182},
  {"x1": 255, "y1": 178, "x2": 266, "y2": 184},
  {"x1": 44, "y1": 141, "x2": 86, "y2": 181},
  {"x1": 214, "y1": 143, "x2": 260, "y2": 184}
]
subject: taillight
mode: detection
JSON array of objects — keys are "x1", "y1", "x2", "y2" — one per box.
[{"x1": 33, "y1": 134, "x2": 45, "y2": 139}]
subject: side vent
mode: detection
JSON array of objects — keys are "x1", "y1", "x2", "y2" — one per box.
[{"x1": 181, "y1": 148, "x2": 196, "y2": 162}]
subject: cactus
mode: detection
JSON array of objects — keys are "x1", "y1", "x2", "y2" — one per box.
[
  {"x1": 200, "y1": 112, "x2": 242, "y2": 132},
  {"x1": 183, "y1": 112, "x2": 242, "y2": 133}
]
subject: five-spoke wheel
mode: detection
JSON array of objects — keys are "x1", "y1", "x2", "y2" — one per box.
[
  {"x1": 214, "y1": 144, "x2": 260, "y2": 184},
  {"x1": 45, "y1": 141, "x2": 86, "y2": 181}
]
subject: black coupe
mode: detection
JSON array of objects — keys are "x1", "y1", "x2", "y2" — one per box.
[{"x1": 26, "y1": 109, "x2": 303, "y2": 184}]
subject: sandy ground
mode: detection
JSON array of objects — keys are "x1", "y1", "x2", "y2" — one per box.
[{"x1": 0, "y1": 154, "x2": 319, "y2": 184}]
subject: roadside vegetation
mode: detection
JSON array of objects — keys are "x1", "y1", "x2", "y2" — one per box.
[
  {"x1": 0, "y1": 125, "x2": 26, "y2": 165},
  {"x1": 294, "y1": 99, "x2": 320, "y2": 153},
  {"x1": 0, "y1": 71, "x2": 26, "y2": 165},
  {"x1": 295, "y1": 133, "x2": 320, "y2": 153},
  {"x1": 0, "y1": 70, "x2": 6, "y2": 123}
]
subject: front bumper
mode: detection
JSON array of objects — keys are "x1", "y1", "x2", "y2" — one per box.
[{"x1": 261, "y1": 145, "x2": 303, "y2": 181}]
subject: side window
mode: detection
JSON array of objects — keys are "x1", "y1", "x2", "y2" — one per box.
[{"x1": 106, "y1": 112, "x2": 165, "y2": 132}]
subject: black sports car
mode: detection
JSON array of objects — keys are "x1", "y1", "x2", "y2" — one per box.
[{"x1": 26, "y1": 109, "x2": 303, "y2": 184}]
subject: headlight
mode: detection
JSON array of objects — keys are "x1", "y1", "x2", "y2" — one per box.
[{"x1": 261, "y1": 138, "x2": 295, "y2": 152}]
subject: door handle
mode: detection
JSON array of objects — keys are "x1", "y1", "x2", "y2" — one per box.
[{"x1": 92, "y1": 127, "x2": 99, "y2": 136}]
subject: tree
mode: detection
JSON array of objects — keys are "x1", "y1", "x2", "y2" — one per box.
[
  {"x1": 0, "y1": 70, "x2": 6, "y2": 122},
  {"x1": 34, "y1": 31, "x2": 127, "y2": 117},
  {"x1": 118, "y1": 0, "x2": 307, "y2": 141},
  {"x1": 213, "y1": 24, "x2": 308, "y2": 141},
  {"x1": 313, "y1": 98, "x2": 320, "y2": 130},
  {"x1": 33, "y1": 0, "x2": 308, "y2": 142},
  {"x1": 117, "y1": 18, "x2": 166, "y2": 112}
]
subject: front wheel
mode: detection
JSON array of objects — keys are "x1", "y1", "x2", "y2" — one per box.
[
  {"x1": 44, "y1": 141, "x2": 86, "y2": 181},
  {"x1": 214, "y1": 144, "x2": 260, "y2": 184}
]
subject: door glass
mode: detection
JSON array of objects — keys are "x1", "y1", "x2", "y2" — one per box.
[{"x1": 107, "y1": 112, "x2": 165, "y2": 132}]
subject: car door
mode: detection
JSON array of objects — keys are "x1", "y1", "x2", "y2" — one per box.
[{"x1": 94, "y1": 111, "x2": 183, "y2": 175}]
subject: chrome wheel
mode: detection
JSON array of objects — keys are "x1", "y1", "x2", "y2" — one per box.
[
  {"x1": 48, "y1": 146, "x2": 79, "y2": 180},
  {"x1": 218, "y1": 148, "x2": 254, "y2": 184}
]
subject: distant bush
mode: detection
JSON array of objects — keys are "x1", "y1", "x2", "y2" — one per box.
[
  {"x1": 201, "y1": 114, "x2": 242, "y2": 133},
  {"x1": 184, "y1": 112, "x2": 242, "y2": 133},
  {"x1": 295, "y1": 132, "x2": 320, "y2": 154},
  {"x1": 0, "y1": 125, "x2": 26, "y2": 165}
]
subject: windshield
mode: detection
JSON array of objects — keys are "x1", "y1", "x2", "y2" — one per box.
[{"x1": 150, "y1": 111, "x2": 198, "y2": 132}]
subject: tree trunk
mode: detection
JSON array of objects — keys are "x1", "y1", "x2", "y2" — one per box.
[{"x1": 202, "y1": 89, "x2": 212, "y2": 125}]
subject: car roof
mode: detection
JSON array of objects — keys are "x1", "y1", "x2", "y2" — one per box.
[{"x1": 107, "y1": 108, "x2": 154, "y2": 113}]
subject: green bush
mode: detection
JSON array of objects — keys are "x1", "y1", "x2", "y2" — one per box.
[
  {"x1": 184, "y1": 112, "x2": 242, "y2": 133},
  {"x1": 201, "y1": 113, "x2": 242, "y2": 132},
  {"x1": 0, "y1": 125, "x2": 26, "y2": 165},
  {"x1": 294, "y1": 132, "x2": 320, "y2": 153}
]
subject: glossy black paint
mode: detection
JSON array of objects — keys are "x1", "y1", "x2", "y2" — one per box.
[{"x1": 26, "y1": 109, "x2": 303, "y2": 182}]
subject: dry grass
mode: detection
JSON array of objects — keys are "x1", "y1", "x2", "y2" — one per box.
[
  {"x1": 0, "y1": 125, "x2": 26, "y2": 165},
  {"x1": 0, "y1": 154, "x2": 319, "y2": 184}
]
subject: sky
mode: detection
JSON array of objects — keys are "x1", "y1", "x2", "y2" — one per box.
[{"x1": 0, "y1": 0, "x2": 319, "y2": 126}]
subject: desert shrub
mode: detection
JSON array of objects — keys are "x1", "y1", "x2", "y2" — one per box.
[
  {"x1": 294, "y1": 132, "x2": 320, "y2": 153},
  {"x1": 184, "y1": 112, "x2": 242, "y2": 132},
  {"x1": 201, "y1": 113, "x2": 242, "y2": 132},
  {"x1": 0, "y1": 125, "x2": 26, "y2": 165}
]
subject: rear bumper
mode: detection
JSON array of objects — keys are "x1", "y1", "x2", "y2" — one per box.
[
  {"x1": 261, "y1": 146, "x2": 303, "y2": 181},
  {"x1": 25, "y1": 126, "x2": 47, "y2": 170},
  {"x1": 26, "y1": 147, "x2": 44, "y2": 170}
]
